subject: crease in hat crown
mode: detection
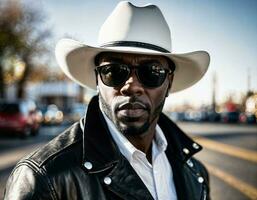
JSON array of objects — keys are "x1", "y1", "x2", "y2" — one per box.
[{"x1": 98, "y1": 1, "x2": 172, "y2": 53}]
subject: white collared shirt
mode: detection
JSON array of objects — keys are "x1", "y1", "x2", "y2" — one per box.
[{"x1": 102, "y1": 112, "x2": 177, "y2": 200}]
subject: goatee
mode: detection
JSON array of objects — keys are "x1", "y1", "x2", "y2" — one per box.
[{"x1": 99, "y1": 93, "x2": 165, "y2": 137}]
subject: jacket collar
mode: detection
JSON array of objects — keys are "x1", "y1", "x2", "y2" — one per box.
[
  {"x1": 158, "y1": 113, "x2": 202, "y2": 162},
  {"x1": 81, "y1": 95, "x2": 202, "y2": 172},
  {"x1": 82, "y1": 96, "x2": 120, "y2": 172}
]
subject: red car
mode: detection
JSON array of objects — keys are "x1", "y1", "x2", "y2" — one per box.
[{"x1": 0, "y1": 100, "x2": 41, "y2": 138}]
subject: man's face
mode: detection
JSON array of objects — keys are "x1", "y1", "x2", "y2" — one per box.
[{"x1": 97, "y1": 52, "x2": 173, "y2": 137}]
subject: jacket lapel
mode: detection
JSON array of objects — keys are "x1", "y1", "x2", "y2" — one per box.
[{"x1": 103, "y1": 155, "x2": 154, "y2": 200}]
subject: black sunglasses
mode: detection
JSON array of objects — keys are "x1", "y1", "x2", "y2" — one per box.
[{"x1": 95, "y1": 63, "x2": 175, "y2": 88}]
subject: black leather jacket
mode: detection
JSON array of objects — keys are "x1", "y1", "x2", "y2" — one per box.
[{"x1": 4, "y1": 96, "x2": 210, "y2": 200}]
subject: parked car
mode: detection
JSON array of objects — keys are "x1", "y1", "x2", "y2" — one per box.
[
  {"x1": 43, "y1": 104, "x2": 63, "y2": 125},
  {"x1": 206, "y1": 111, "x2": 221, "y2": 122},
  {"x1": 66, "y1": 103, "x2": 87, "y2": 124},
  {"x1": 220, "y1": 111, "x2": 240, "y2": 123},
  {"x1": 0, "y1": 99, "x2": 40, "y2": 138},
  {"x1": 167, "y1": 112, "x2": 186, "y2": 122},
  {"x1": 239, "y1": 113, "x2": 257, "y2": 124},
  {"x1": 184, "y1": 111, "x2": 209, "y2": 122}
]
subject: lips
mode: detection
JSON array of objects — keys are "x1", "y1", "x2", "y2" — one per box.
[
  {"x1": 116, "y1": 102, "x2": 149, "y2": 118},
  {"x1": 117, "y1": 102, "x2": 147, "y2": 110}
]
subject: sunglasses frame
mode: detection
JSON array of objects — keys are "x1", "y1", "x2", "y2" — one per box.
[{"x1": 95, "y1": 63, "x2": 175, "y2": 88}]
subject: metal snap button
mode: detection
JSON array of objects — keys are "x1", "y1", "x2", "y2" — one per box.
[
  {"x1": 183, "y1": 148, "x2": 190, "y2": 154},
  {"x1": 186, "y1": 159, "x2": 194, "y2": 167},
  {"x1": 192, "y1": 143, "x2": 200, "y2": 149},
  {"x1": 104, "y1": 177, "x2": 112, "y2": 185},
  {"x1": 198, "y1": 176, "x2": 204, "y2": 183},
  {"x1": 84, "y1": 162, "x2": 93, "y2": 170}
]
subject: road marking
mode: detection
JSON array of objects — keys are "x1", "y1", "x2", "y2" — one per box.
[
  {"x1": 0, "y1": 143, "x2": 43, "y2": 171},
  {"x1": 195, "y1": 137, "x2": 257, "y2": 163},
  {"x1": 178, "y1": 122, "x2": 257, "y2": 135},
  {"x1": 205, "y1": 163, "x2": 257, "y2": 200}
]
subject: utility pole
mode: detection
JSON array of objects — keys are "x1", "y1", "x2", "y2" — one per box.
[
  {"x1": 241, "y1": 68, "x2": 253, "y2": 112},
  {"x1": 212, "y1": 71, "x2": 217, "y2": 112},
  {"x1": 247, "y1": 67, "x2": 251, "y2": 95}
]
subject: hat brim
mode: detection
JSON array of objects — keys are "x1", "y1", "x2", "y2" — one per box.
[{"x1": 55, "y1": 39, "x2": 210, "y2": 93}]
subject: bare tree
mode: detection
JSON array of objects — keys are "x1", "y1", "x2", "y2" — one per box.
[
  {"x1": 0, "y1": 1, "x2": 23, "y2": 97},
  {"x1": 0, "y1": 0, "x2": 51, "y2": 98}
]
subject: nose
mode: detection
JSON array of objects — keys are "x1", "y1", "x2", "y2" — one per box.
[{"x1": 120, "y1": 71, "x2": 144, "y2": 96}]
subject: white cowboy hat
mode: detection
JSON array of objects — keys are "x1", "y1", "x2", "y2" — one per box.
[{"x1": 55, "y1": 1, "x2": 210, "y2": 93}]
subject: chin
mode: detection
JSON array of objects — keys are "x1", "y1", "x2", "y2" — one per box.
[{"x1": 117, "y1": 121, "x2": 150, "y2": 137}]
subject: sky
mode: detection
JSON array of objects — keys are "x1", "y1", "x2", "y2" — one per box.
[{"x1": 34, "y1": 0, "x2": 257, "y2": 108}]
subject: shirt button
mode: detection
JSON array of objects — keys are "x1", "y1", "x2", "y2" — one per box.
[
  {"x1": 198, "y1": 176, "x2": 204, "y2": 183},
  {"x1": 192, "y1": 143, "x2": 200, "y2": 149},
  {"x1": 84, "y1": 162, "x2": 93, "y2": 170},
  {"x1": 183, "y1": 148, "x2": 190, "y2": 154},
  {"x1": 104, "y1": 177, "x2": 112, "y2": 185}
]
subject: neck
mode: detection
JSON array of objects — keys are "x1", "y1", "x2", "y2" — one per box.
[{"x1": 125, "y1": 118, "x2": 158, "y2": 163}]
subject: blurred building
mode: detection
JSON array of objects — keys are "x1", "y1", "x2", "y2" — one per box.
[
  {"x1": 6, "y1": 81, "x2": 94, "y2": 113},
  {"x1": 28, "y1": 81, "x2": 79, "y2": 113}
]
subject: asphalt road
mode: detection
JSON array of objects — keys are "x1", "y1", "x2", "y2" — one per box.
[
  {"x1": 178, "y1": 122, "x2": 257, "y2": 200},
  {"x1": 0, "y1": 122, "x2": 256, "y2": 200}
]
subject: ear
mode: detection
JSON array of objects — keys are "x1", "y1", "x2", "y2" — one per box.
[
  {"x1": 165, "y1": 87, "x2": 169, "y2": 97},
  {"x1": 94, "y1": 70, "x2": 98, "y2": 85}
]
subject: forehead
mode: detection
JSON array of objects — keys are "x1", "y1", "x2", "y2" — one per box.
[{"x1": 96, "y1": 52, "x2": 169, "y2": 64}]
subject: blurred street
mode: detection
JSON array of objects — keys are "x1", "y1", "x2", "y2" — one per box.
[
  {"x1": 0, "y1": 122, "x2": 257, "y2": 200},
  {"x1": 179, "y1": 122, "x2": 257, "y2": 200}
]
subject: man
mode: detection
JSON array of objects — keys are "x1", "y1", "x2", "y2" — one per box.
[{"x1": 4, "y1": 2, "x2": 210, "y2": 200}]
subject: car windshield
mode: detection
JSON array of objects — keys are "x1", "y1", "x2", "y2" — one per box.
[{"x1": 0, "y1": 103, "x2": 20, "y2": 114}]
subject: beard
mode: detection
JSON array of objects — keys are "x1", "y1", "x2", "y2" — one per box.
[{"x1": 99, "y1": 93, "x2": 165, "y2": 137}]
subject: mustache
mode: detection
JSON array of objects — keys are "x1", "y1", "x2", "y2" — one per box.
[{"x1": 114, "y1": 97, "x2": 150, "y2": 112}]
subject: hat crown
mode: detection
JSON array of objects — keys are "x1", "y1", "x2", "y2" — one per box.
[{"x1": 98, "y1": 1, "x2": 172, "y2": 52}]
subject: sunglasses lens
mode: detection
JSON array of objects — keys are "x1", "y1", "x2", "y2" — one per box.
[
  {"x1": 98, "y1": 63, "x2": 169, "y2": 88},
  {"x1": 99, "y1": 64, "x2": 130, "y2": 87},
  {"x1": 138, "y1": 65, "x2": 167, "y2": 88}
]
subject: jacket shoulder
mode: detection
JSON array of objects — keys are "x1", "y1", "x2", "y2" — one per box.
[
  {"x1": 190, "y1": 157, "x2": 209, "y2": 182},
  {"x1": 4, "y1": 122, "x2": 84, "y2": 200},
  {"x1": 4, "y1": 164, "x2": 55, "y2": 200},
  {"x1": 21, "y1": 122, "x2": 83, "y2": 168},
  {"x1": 190, "y1": 157, "x2": 210, "y2": 199}
]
